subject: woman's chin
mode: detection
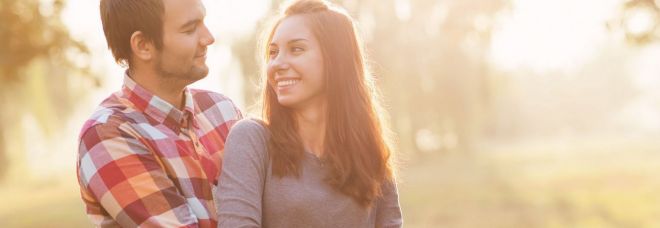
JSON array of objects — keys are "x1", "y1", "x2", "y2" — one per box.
[{"x1": 277, "y1": 98, "x2": 297, "y2": 108}]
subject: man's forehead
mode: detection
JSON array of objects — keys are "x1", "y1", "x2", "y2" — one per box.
[{"x1": 162, "y1": 0, "x2": 205, "y2": 23}]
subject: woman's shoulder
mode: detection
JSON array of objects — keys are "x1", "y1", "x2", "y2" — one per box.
[
  {"x1": 229, "y1": 117, "x2": 269, "y2": 139},
  {"x1": 225, "y1": 118, "x2": 270, "y2": 165}
]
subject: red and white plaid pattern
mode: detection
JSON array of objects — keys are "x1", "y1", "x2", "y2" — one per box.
[{"x1": 77, "y1": 73, "x2": 242, "y2": 227}]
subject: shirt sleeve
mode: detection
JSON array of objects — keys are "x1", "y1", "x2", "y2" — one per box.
[
  {"x1": 232, "y1": 100, "x2": 244, "y2": 121},
  {"x1": 77, "y1": 121, "x2": 199, "y2": 228},
  {"x1": 375, "y1": 179, "x2": 404, "y2": 228},
  {"x1": 215, "y1": 119, "x2": 269, "y2": 228}
]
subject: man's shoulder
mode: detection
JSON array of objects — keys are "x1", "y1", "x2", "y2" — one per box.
[
  {"x1": 190, "y1": 89, "x2": 242, "y2": 121},
  {"x1": 190, "y1": 89, "x2": 234, "y2": 107},
  {"x1": 79, "y1": 95, "x2": 139, "y2": 140}
]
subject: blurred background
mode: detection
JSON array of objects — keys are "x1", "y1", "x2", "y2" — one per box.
[{"x1": 1, "y1": 0, "x2": 660, "y2": 227}]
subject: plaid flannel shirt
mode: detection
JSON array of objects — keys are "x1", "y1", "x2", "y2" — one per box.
[{"x1": 77, "y1": 73, "x2": 242, "y2": 227}]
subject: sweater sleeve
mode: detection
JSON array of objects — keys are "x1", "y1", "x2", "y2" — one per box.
[
  {"x1": 215, "y1": 119, "x2": 269, "y2": 228},
  {"x1": 375, "y1": 180, "x2": 403, "y2": 228}
]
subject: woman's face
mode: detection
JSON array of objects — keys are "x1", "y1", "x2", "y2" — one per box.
[{"x1": 267, "y1": 15, "x2": 325, "y2": 110}]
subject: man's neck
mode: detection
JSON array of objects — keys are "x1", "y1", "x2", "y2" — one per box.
[{"x1": 129, "y1": 68, "x2": 187, "y2": 111}]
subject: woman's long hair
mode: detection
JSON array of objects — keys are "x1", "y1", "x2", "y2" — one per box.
[{"x1": 258, "y1": 0, "x2": 395, "y2": 207}]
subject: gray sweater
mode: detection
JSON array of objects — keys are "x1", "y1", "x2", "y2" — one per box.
[{"x1": 215, "y1": 119, "x2": 403, "y2": 228}]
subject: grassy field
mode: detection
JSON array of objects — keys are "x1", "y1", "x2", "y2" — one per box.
[
  {"x1": 0, "y1": 178, "x2": 89, "y2": 227},
  {"x1": 1, "y1": 137, "x2": 659, "y2": 227},
  {"x1": 398, "y1": 137, "x2": 660, "y2": 227}
]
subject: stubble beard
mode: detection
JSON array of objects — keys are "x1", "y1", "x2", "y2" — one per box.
[{"x1": 155, "y1": 53, "x2": 208, "y2": 86}]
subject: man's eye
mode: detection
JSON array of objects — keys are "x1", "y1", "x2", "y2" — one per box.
[{"x1": 185, "y1": 26, "x2": 197, "y2": 34}]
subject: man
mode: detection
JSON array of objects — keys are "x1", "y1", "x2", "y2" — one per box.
[{"x1": 76, "y1": 0, "x2": 242, "y2": 227}]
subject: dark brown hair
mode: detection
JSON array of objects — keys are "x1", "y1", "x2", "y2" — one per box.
[
  {"x1": 100, "y1": 0, "x2": 165, "y2": 67},
  {"x1": 259, "y1": 0, "x2": 395, "y2": 207}
]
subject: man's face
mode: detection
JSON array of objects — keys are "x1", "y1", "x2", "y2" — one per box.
[{"x1": 156, "y1": 0, "x2": 214, "y2": 84}]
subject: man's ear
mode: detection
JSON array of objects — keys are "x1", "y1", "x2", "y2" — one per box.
[{"x1": 130, "y1": 31, "x2": 155, "y2": 61}]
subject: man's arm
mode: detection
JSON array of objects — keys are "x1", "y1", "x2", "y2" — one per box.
[{"x1": 77, "y1": 121, "x2": 199, "y2": 228}]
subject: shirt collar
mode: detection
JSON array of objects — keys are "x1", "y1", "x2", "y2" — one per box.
[{"x1": 121, "y1": 71, "x2": 197, "y2": 131}]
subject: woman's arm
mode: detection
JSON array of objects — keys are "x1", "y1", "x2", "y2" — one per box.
[
  {"x1": 375, "y1": 180, "x2": 403, "y2": 228},
  {"x1": 215, "y1": 119, "x2": 269, "y2": 228}
]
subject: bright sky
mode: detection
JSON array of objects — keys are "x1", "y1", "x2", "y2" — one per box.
[
  {"x1": 489, "y1": 0, "x2": 622, "y2": 73},
  {"x1": 489, "y1": 0, "x2": 660, "y2": 131}
]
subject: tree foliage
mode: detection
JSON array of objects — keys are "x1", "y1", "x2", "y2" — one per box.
[{"x1": 0, "y1": 0, "x2": 90, "y2": 180}]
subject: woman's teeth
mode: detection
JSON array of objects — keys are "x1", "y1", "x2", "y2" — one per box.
[{"x1": 278, "y1": 79, "x2": 300, "y2": 87}]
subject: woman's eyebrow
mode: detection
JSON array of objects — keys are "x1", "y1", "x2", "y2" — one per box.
[{"x1": 288, "y1": 38, "x2": 308, "y2": 44}]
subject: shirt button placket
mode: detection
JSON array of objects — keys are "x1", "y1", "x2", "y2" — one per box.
[{"x1": 189, "y1": 128, "x2": 204, "y2": 154}]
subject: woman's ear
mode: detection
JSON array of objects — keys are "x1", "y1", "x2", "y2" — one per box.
[{"x1": 130, "y1": 31, "x2": 154, "y2": 61}]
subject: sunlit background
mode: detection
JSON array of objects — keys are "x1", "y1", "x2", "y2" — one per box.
[{"x1": 1, "y1": 0, "x2": 660, "y2": 227}]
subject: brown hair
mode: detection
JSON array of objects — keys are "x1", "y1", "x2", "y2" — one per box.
[
  {"x1": 259, "y1": 0, "x2": 395, "y2": 207},
  {"x1": 100, "y1": 0, "x2": 165, "y2": 67}
]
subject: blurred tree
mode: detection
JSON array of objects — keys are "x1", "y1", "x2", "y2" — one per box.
[
  {"x1": 0, "y1": 0, "x2": 91, "y2": 180},
  {"x1": 344, "y1": 0, "x2": 510, "y2": 156}
]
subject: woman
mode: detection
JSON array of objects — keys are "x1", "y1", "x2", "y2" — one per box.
[{"x1": 215, "y1": 0, "x2": 402, "y2": 227}]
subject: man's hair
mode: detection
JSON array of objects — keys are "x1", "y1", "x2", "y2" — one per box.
[{"x1": 100, "y1": 0, "x2": 165, "y2": 67}]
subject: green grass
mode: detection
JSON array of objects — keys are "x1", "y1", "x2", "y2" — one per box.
[
  {"x1": 398, "y1": 137, "x2": 660, "y2": 227},
  {"x1": 0, "y1": 178, "x2": 90, "y2": 227}
]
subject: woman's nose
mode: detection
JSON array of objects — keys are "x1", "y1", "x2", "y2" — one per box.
[{"x1": 269, "y1": 54, "x2": 290, "y2": 75}]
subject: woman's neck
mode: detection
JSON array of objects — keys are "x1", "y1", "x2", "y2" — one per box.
[{"x1": 295, "y1": 102, "x2": 327, "y2": 157}]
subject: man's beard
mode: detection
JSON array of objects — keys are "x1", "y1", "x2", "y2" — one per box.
[{"x1": 155, "y1": 54, "x2": 208, "y2": 84}]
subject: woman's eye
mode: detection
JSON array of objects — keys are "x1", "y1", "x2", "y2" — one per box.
[
  {"x1": 291, "y1": 47, "x2": 304, "y2": 53},
  {"x1": 269, "y1": 49, "x2": 279, "y2": 57}
]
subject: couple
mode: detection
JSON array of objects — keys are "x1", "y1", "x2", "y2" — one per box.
[{"x1": 76, "y1": 0, "x2": 402, "y2": 227}]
